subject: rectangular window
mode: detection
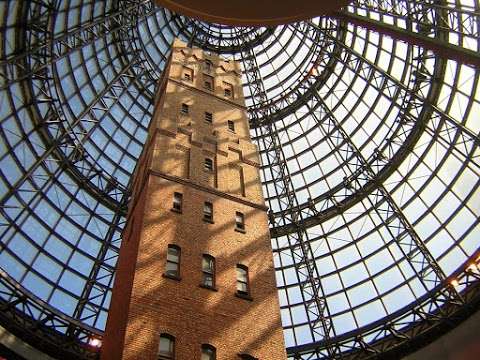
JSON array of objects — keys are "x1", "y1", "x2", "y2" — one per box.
[
  {"x1": 227, "y1": 120, "x2": 235, "y2": 132},
  {"x1": 172, "y1": 192, "x2": 182, "y2": 212},
  {"x1": 165, "y1": 245, "x2": 180, "y2": 278},
  {"x1": 204, "y1": 75, "x2": 214, "y2": 91},
  {"x1": 181, "y1": 103, "x2": 189, "y2": 115},
  {"x1": 203, "y1": 202, "x2": 213, "y2": 223},
  {"x1": 205, "y1": 112, "x2": 213, "y2": 123},
  {"x1": 202, "y1": 255, "x2": 215, "y2": 288},
  {"x1": 236, "y1": 265, "x2": 249, "y2": 295},
  {"x1": 235, "y1": 212, "x2": 245, "y2": 231},
  {"x1": 204, "y1": 158, "x2": 213, "y2": 171},
  {"x1": 182, "y1": 66, "x2": 193, "y2": 82},
  {"x1": 158, "y1": 334, "x2": 175, "y2": 360},
  {"x1": 223, "y1": 82, "x2": 233, "y2": 98}
]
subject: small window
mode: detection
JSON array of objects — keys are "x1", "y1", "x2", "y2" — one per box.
[
  {"x1": 223, "y1": 82, "x2": 233, "y2": 98},
  {"x1": 201, "y1": 344, "x2": 216, "y2": 360},
  {"x1": 204, "y1": 60, "x2": 213, "y2": 73},
  {"x1": 158, "y1": 334, "x2": 175, "y2": 360},
  {"x1": 205, "y1": 112, "x2": 213, "y2": 123},
  {"x1": 204, "y1": 158, "x2": 213, "y2": 171},
  {"x1": 203, "y1": 202, "x2": 213, "y2": 223},
  {"x1": 181, "y1": 103, "x2": 189, "y2": 115},
  {"x1": 204, "y1": 75, "x2": 214, "y2": 91},
  {"x1": 165, "y1": 245, "x2": 180, "y2": 278},
  {"x1": 202, "y1": 255, "x2": 215, "y2": 288},
  {"x1": 183, "y1": 66, "x2": 193, "y2": 82},
  {"x1": 227, "y1": 120, "x2": 235, "y2": 132},
  {"x1": 172, "y1": 192, "x2": 182, "y2": 212},
  {"x1": 236, "y1": 265, "x2": 249, "y2": 295},
  {"x1": 235, "y1": 212, "x2": 245, "y2": 231}
]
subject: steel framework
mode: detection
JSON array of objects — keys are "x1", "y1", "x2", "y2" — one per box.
[{"x1": 0, "y1": 0, "x2": 480, "y2": 359}]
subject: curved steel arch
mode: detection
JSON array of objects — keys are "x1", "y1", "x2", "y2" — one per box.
[{"x1": 0, "y1": 0, "x2": 479, "y2": 359}]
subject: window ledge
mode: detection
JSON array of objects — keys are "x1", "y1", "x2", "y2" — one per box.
[
  {"x1": 199, "y1": 284, "x2": 218, "y2": 292},
  {"x1": 235, "y1": 227, "x2": 246, "y2": 234},
  {"x1": 203, "y1": 218, "x2": 214, "y2": 224},
  {"x1": 235, "y1": 292, "x2": 253, "y2": 301},
  {"x1": 162, "y1": 273, "x2": 182, "y2": 281},
  {"x1": 170, "y1": 208, "x2": 182, "y2": 214}
]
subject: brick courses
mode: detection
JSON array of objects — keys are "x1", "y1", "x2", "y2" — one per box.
[{"x1": 101, "y1": 38, "x2": 286, "y2": 360}]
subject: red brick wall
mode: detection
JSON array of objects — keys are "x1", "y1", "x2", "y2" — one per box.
[{"x1": 101, "y1": 38, "x2": 286, "y2": 360}]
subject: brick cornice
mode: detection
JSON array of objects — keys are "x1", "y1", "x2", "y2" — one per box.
[{"x1": 148, "y1": 169, "x2": 269, "y2": 211}]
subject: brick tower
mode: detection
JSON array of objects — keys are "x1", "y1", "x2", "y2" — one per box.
[{"x1": 101, "y1": 39, "x2": 287, "y2": 360}]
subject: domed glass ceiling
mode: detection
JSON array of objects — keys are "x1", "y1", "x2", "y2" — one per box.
[{"x1": 0, "y1": 0, "x2": 479, "y2": 359}]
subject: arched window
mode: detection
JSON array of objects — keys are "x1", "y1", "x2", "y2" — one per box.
[
  {"x1": 236, "y1": 264, "x2": 249, "y2": 295},
  {"x1": 181, "y1": 103, "x2": 189, "y2": 115},
  {"x1": 165, "y1": 245, "x2": 181, "y2": 278},
  {"x1": 238, "y1": 354, "x2": 257, "y2": 360},
  {"x1": 158, "y1": 333, "x2": 175, "y2": 359},
  {"x1": 172, "y1": 192, "x2": 183, "y2": 212},
  {"x1": 201, "y1": 344, "x2": 216, "y2": 360},
  {"x1": 202, "y1": 255, "x2": 215, "y2": 288}
]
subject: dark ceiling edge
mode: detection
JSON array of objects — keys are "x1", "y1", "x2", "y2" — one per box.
[
  {"x1": 286, "y1": 263, "x2": 480, "y2": 358},
  {"x1": 0, "y1": 270, "x2": 100, "y2": 360}
]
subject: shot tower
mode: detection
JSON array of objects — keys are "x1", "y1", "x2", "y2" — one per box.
[{"x1": 101, "y1": 39, "x2": 286, "y2": 360}]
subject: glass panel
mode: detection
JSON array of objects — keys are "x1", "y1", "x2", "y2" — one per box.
[
  {"x1": 203, "y1": 274, "x2": 213, "y2": 287},
  {"x1": 167, "y1": 247, "x2": 179, "y2": 262},
  {"x1": 237, "y1": 282, "x2": 248, "y2": 293},
  {"x1": 158, "y1": 336, "x2": 173, "y2": 357},
  {"x1": 202, "y1": 257, "x2": 213, "y2": 272},
  {"x1": 166, "y1": 262, "x2": 178, "y2": 275},
  {"x1": 236, "y1": 267, "x2": 247, "y2": 281},
  {"x1": 201, "y1": 347, "x2": 215, "y2": 360}
]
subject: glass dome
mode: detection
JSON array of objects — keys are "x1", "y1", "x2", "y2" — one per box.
[{"x1": 0, "y1": 0, "x2": 479, "y2": 359}]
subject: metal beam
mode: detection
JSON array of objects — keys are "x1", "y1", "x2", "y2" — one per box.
[
  {"x1": 0, "y1": 269, "x2": 101, "y2": 360},
  {"x1": 307, "y1": 90, "x2": 459, "y2": 297},
  {"x1": 332, "y1": 11, "x2": 480, "y2": 68},
  {"x1": 247, "y1": 20, "x2": 345, "y2": 129},
  {"x1": 287, "y1": 251, "x2": 480, "y2": 358},
  {"x1": 0, "y1": 0, "x2": 157, "y2": 91},
  {"x1": 241, "y1": 49, "x2": 338, "y2": 356},
  {"x1": 269, "y1": 17, "x2": 480, "y2": 237}
]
